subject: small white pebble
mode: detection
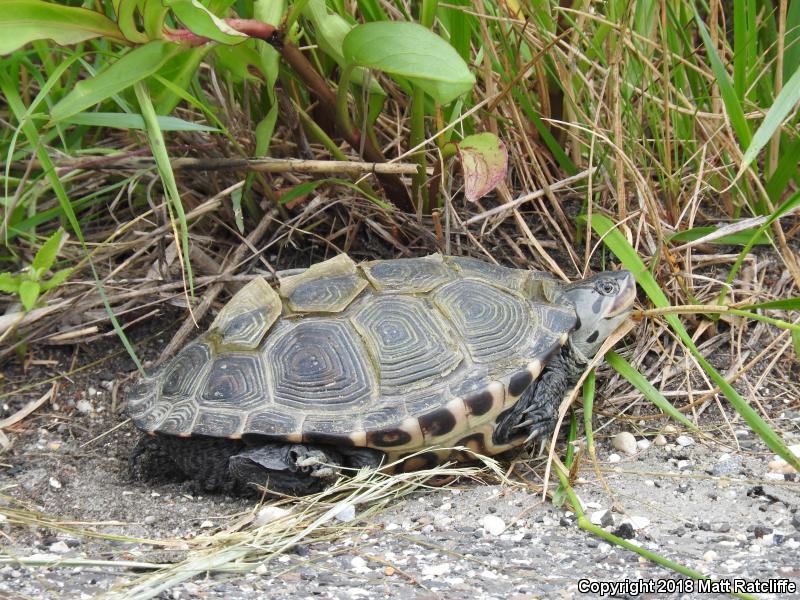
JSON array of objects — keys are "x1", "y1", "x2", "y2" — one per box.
[
  {"x1": 768, "y1": 459, "x2": 796, "y2": 474},
  {"x1": 623, "y1": 516, "x2": 650, "y2": 530},
  {"x1": 608, "y1": 453, "x2": 621, "y2": 464},
  {"x1": 482, "y1": 514, "x2": 505, "y2": 536},
  {"x1": 254, "y1": 564, "x2": 268, "y2": 575},
  {"x1": 612, "y1": 432, "x2": 638, "y2": 455},
  {"x1": 653, "y1": 434, "x2": 667, "y2": 446},
  {"x1": 199, "y1": 520, "x2": 214, "y2": 529},
  {"x1": 703, "y1": 550, "x2": 718, "y2": 563},
  {"x1": 48, "y1": 477, "x2": 62, "y2": 490},
  {"x1": 676, "y1": 435, "x2": 694, "y2": 447},
  {"x1": 144, "y1": 515, "x2": 156, "y2": 525},
  {"x1": 385, "y1": 522, "x2": 400, "y2": 531},
  {"x1": 421, "y1": 563, "x2": 450, "y2": 577},
  {"x1": 76, "y1": 400, "x2": 93, "y2": 414},
  {"x1": 663, "y1": 425, "x2": 678, "y2": 434},
  {"x1": 636, "y1": 439, "x2": 651, "y2": 450},
  {"x1": 334, "y1": 504, "x2": 356, "y2": 522},
  {"x1": 48, "y1": 541, "x2": 70, "y2": 553},
  {"x1": 253, "y1": 506, "x2": 291, "y2": 527}
]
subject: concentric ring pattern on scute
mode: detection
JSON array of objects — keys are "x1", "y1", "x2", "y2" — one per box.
[
  {"x1": 364, "y1": 257, "x2": 452, "y2": 292},
  {"x1": 434, "y1": 280, "x2": 534, "y2": 362},
  {"x1": 160, "y1": 343, "x2": 212, "y2": 399},
  {"x1": 353, "y1": 296, "x2": 462, "y2": 393},
  {"x1": 221, "y1": 307, "x2": 271, "y2": 347},
  {"x1": 199, "y1": 353, "x2": 268, "y2": 410},
  {"x1": 269, "y1": 319, "x2": 374, "y2": 410}
]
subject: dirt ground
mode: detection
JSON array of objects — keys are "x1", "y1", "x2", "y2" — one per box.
[{"x1": 1, "y1": 311, "x2": 799, "y2": 600}]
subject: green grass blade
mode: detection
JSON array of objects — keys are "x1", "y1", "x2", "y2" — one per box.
[
  {"x1": 0, "y1": 66, "x2": 143, "y2": 373},
  {"x1": 50, "y1": 41, "x2": 182, "y2": 122},
  {"x1": 61, "y1": 112, "x2": 218, "y2": 131},
  {"x1": 737, "y1": 64, "x2": 800, "y2": 177},
  {"x1": 133, "y1": 81, "x2": 194, "y2": 297},
  {"x1": 692, "y1": 3, "x2": 752, "y2": 148},
  {"x1": 606, "y1": 351, "x2": 697, "y2": 431},
  {"x1": 591, "y1": 213, "x2": 800, "y2": 472}
]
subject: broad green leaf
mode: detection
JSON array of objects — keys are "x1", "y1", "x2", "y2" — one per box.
[
  {"x1": 0, "y1": 272, "x2": 21, "y2": 294},
  {"x1": 50, "y1": 40, "x2": 182, "y2": 122},
  {"x1": 303, "y1": 0, "x2": 385, "y2": 95},
  {"x1": 31, "y1": 227, "x2": 65, "y2": 274},
  {"x1": 591, "y1": 213, "x2": 800, "y2": 472},
  {"x1": 18, "y1": 279, "x2": 40, "y2": 311},
  {"x1": 166, "y1": 0, "x2": 247, "y2": 45},
  {"x1": 118, "y1": 0, "x2": 149, "y2": 43},
  {"x1": 63, "y1": 112, "x2": 217, "y2": 131},
  {"x1": 214, "y1": 43, "x2": 264, "y2": 82},
  {"x1": 342, "y1": 21, "x2": 475, "y2": 104},
  {"x1": 457, "y1": 133, "x2": 508, "y2": 202},
  {"x1": 0, "y1": 1, "x2": 125, "y2": 55},
  {"x1": 606, "y1": 351, "x2": 697, "y2": 431},
  {"x1": 737, "y1": 65, "x2": 800, "y2": 177}
]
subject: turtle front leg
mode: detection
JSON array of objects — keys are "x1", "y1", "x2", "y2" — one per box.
[
  {"x1": 228, "y1": 444, "x2": 344, "y2": 495},
  {"x1": 494, "y1": 360, "x2": 570, "y2": 453}
]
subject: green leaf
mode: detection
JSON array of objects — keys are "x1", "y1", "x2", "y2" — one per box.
[
  {"x1": 737, "y1": 64, "x2": 800, "y2": 177},
  {"x1": 40, "y1": 268, "x2": 73, "y2": 292},
  {"x1": 62, "y1": 112, "x2": 217, "y2": 131},
  {"x1": 793, "y1": 330, "x2": 800, "y2": 362},
  {"x1": 18, "y1": 279, "x2": 40, "y2": 311},
  {"x1": 0, "y1": 272, "x2": 21, "y2": 294},
  {"x1": 606, "y1": 351, "x2": 697, "y2": 431},
  {"x1": 50, "y1": 40, "x2": 182, "y2": 122},
  {"x1": 0, "y1": 0, "x2": 125, "y2": 55},
  {"x1": 31, "y1": 227, "x2": 65, "y2": 274},
  {"x1": 342, "y1": 21, "x2": 475, "y2": 104},
  {"x1": 279, "y1": 181, "x2": 324, "y2": 205},
  {"x1": 303, "y1": 0, "x2": 385, "y2": 95},
  {"x1": 166, "y1": 0, "x2": 248, "y2": 45},
  {"x1": 457, "y1": 133, "x2": 508, "y2": 202}
]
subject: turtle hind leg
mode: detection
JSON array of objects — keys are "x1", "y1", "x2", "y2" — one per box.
[
  {"x1": 228, "y1": 444, "x2": 345, "y2": 496},
  {"x1": 133, "y1": 435, "x2": 245, "y2": 493},
  {"x1": 129, "y1": 434, "x2": 185, "y2": 483}
]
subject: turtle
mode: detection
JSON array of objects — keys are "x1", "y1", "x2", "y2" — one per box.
[{"x1": 127, "y1": 253, "x2": 635, "y2": 495}]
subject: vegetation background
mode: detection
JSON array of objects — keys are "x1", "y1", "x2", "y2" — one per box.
[{"x1": 0, "y1": 0, "x2": 799, "y2": 596}]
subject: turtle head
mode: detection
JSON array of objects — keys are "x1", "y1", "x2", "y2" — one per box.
[{"x1": 563, "y1": 270, "x2": 636, "y2": 360}]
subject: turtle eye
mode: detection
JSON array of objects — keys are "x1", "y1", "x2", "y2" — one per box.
[{"x1": 597, "y1": 280, "x2": 617, "y2": 295}]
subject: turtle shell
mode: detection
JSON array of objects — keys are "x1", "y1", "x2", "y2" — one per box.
[{"x1": 127, "y1": 254, "x2": 577, "y2": 467}]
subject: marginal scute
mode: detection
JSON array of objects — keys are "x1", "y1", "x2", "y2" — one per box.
[
  {"x1": 158, "y1": 400, "x2": 197, "y2": 435},
  {"x1": 366, "y1": 417, "x2": 423, "y2": 449},
  {"x1": 132, "y1": 403, "x2": 171, "y2": 433},
  {"x1": 287, "y1": 274, "x2": 367, "y2": 313},
  {"x1": 353, "y1": 296, "x2": 462, "y2": 394},
  {"x1": 279, "y1": 254, "x2": 357, "y2": 298},
  {"x1": 362, "y1": 253, "x2": 452, "y2": 292},
  {"x1": 193, "y1": 411, "x2": 242, "y2": 438},
  {"x1": 244, "y1": 408, "x2": 302, "y2": 439},
  {"x1": 212, "y1": 277, "x2": 281, "y2": 349}
]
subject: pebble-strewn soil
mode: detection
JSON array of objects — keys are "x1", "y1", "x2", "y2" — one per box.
[{"x1": 1, "y1": 313, "x2": 799, "y2": 599}]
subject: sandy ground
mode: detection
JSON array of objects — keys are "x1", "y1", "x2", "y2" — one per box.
[{"x1": 1, "y1": 312, "x2": 799, "y2": 600}]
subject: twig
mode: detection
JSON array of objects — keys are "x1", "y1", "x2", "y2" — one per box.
[
  {"x1": 464, "y1": 167, "x2": 598, "y2": 225},
  {"x1": 155, "y1": 209, "x2": 278, "y2": 365}
]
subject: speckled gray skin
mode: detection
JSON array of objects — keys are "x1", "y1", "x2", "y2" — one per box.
[{"x1": 128, "y1": 255, "x2": 635, "y2": 495}]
